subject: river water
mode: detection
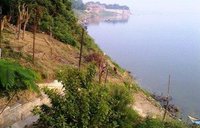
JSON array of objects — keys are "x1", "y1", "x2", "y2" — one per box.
[{"x1": 86, "y1": 6, "x2": 200, "y2": 118}]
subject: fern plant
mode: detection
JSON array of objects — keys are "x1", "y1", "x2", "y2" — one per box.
[{"x1": 0, "y1": 59, "x2": 40, "y2": 93}]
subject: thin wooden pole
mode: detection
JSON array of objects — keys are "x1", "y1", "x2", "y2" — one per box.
[
  {"x1": 162, "y1": 75, "x2": 171, "y2": 121},
  {"x1": 79, "y1": 28, "x2": 84, "y2": 70},
  {"x1": 32, "y1": 17, "x2": 37, "y2": 64},
  {"x1": 104, "y1": 67, "x2": 108, "y2": 84},
  {"x1": 0, "y1": 19, "x2": 2, "y2": 59},
  {"x1": 0, "y1": 19, "x2": 2, "y2": 49},
  {"x1": 167, "y1": 75, "x2": 171, "y2": 96},
  {"x1": 0, "y1": 92, "x2": 16, "y2": 115}
]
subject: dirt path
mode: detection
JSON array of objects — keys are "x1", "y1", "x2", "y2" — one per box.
[{"x1": 133, "y1": 92, "x2": 164, "y2": 118}]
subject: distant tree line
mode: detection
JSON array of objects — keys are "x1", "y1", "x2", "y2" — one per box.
[
  {"x1": 86, "y1": 2, "x2": 130, "y2": 10},
  {"x1": 72, "y1": 0, "x2": 85, "y2": 10}
]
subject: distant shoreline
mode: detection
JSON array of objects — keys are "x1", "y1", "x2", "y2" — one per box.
[{"x1": 85, "y1": 2, "x2": 131, "y2": 17}]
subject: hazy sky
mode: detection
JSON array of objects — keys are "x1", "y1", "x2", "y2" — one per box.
[{"x1": 82, "y1": 0, "x2": 200, "y2": 14}]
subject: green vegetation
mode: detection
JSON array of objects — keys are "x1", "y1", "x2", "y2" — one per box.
[
  {"x1": 1, "y1": 0, "x2": 100, "y2": 79},
  {"x1": 2, "y1": 0, "x2": 98, "y2": 50},
  {"x1": 72, "y1": 0, "x2": 85, "y2": 10},
  {"x1": 0, "y1": 0, "x2": 196, "y2": 128},
  {"x1": 137, "y1": 118, "x2": 188, "y2": 128},
  {"x1": 32, "y1": 66, "x2": 189, "y2": 128},
  {"x1": 32, "y1": 65, "x2": 139, "y2": 128},
  {"x1": 0, "y1": 59, "x2": 39, "y2": 94}
]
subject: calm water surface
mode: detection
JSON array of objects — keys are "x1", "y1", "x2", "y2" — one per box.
[{"x1": 87, "y1": 13, "x2": 200, "y2": 118}]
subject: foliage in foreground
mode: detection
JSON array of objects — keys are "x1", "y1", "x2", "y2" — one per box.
[
  {"x1": 136, "y1": 117, "x2": 188, "y2": 128},
  {"x1": 32, "y1": 65, "x2": 139, "y2": 128},
  {"x1": 0, "y1": 59, "x2": 39, "y2": 94},
  {"x1": 32, "y1": 65, "x2": 189, "y2": 128}
]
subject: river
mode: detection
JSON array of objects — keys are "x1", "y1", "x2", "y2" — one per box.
[{"x1": 86, "y1": 4, "x2": 200, "y2": 119}]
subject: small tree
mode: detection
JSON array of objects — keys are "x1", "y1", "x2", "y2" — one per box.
[
  {"x1": 22, "y1": 5, "x2": 31, "y2": 40},
  {"x1": 85, "y1": 53, "x2": 107, "y2": 84},
  {"x1": 16, "y1": 4, "x2": 24, "y2": 40}
]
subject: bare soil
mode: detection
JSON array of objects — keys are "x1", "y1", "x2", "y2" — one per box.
[{"x1": 1, "y1": 27, "x2": 165, "y2": 119}]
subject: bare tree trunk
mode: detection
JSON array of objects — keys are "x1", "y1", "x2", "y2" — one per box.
[
  {"x1": 1, "y1": 17, "x2": 5, "y2": 31},
  {"x1": 104, "y1": 67, "x2": 108, "y2": 84},
  {"x1": 99, "y1": 67, "x2": 105, "y2": 85},
  {"x1": 99, "y1": 62, "x2": 102, "y2": 84},
  {"x1": 7, "y1": 16, "x2": 12, "y2": 23},
  {"x1": 0, "y1": 19, "x2": 2, "y2": 49},
  {"x1": 22, "y1": 7, "x2": 30, "y2": 40},
  {"x1": 16, "y1": 13, "x2": 21, "y2": 40},
  {"x1": 16, "y1": 4, "x2": 24, "y2": 40},
  {"x1": 16, "y1": 18, "x2": 19, "y2": 38},
  {"x1": 22, "y1": 20, "x2": 28, "y2": 40},
  {"x1": 32, "y1": 19, "x2": 37, "y2": 64},
  {"x1": 32, "y1": 6, "x2": 43, "y2": 64}
]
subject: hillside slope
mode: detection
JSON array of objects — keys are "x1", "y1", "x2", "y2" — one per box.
[
  {"x1": 2, "y1": 27, "x2": 79, "y2": 80},
  {"x1": 0, "y1": 0, "x2": 190, "y2": 127},
  {"x1": 1, "y1": 26, "x2": 165, "y2": 119}
]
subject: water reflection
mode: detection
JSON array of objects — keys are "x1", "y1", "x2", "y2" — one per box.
[
  {"x1": 87, "y1": 14, "x2": 130, "y2": 25},
  {"x1": 87, "y1": 13, "x2": 200, "y2": 120}
]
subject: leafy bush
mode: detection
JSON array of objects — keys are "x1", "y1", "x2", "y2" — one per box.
[
  {"x1": 84, "y1": 35, "x2": 101, "y2": 51},
  {"x1": 32, "y1": 65, "x2": 189, "y2": 128},
  {"x1": 72, "y1": 0, "x2": 85, "y2": 10},
  {"x1": 137, "y1": 118, "x2": 188, "y2": 128},
  {"x1": 52, "y1": 16, "x2": 77, "y2": 46},
  {"x1": 164, "y1": 120, "x2": 188, "y2": 128},
  {"x1": 32, "y1": 65, "x2": 139, "y2": 128},
  {"x1": 0, "y1": 59, "x2": 40, "y2": 93},
  {"x1": 137, "y1": 118, "x2": 165, "y2": 128},
  {"x1": 84, "y1": 53, "x2": 104, "y2": 64}
]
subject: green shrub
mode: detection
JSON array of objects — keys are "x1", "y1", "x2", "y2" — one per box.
[
  {"x1": 164, "y1": 120, "x2": 188, "y2": 128},
  {"x1": 52, "y1": 15, "x2": 77, "y2": 46},
  {"x1": 137, "y1": 118, "x2": 188, "y2": 128},
  {"x1": 137, "y1": 118, "x2": 165, "y2": 128},
  {"x1": 32, "y1": 65, "x2": 138, "y2": 128},
  {"x1": 0, "y1": 59, "x2": 40, "y2": 93},
  {"x1": 84, "y1": 35, "x2": 101, "y2": 51}
]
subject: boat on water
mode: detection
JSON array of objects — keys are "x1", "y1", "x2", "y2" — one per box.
[{"x1": 188, "y1": 116, "x2": 200, "y2": 125}]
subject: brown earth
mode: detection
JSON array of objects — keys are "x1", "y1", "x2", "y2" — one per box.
[{"x1": 0, "y1": 26, "x2": 165, "y2": 123}]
